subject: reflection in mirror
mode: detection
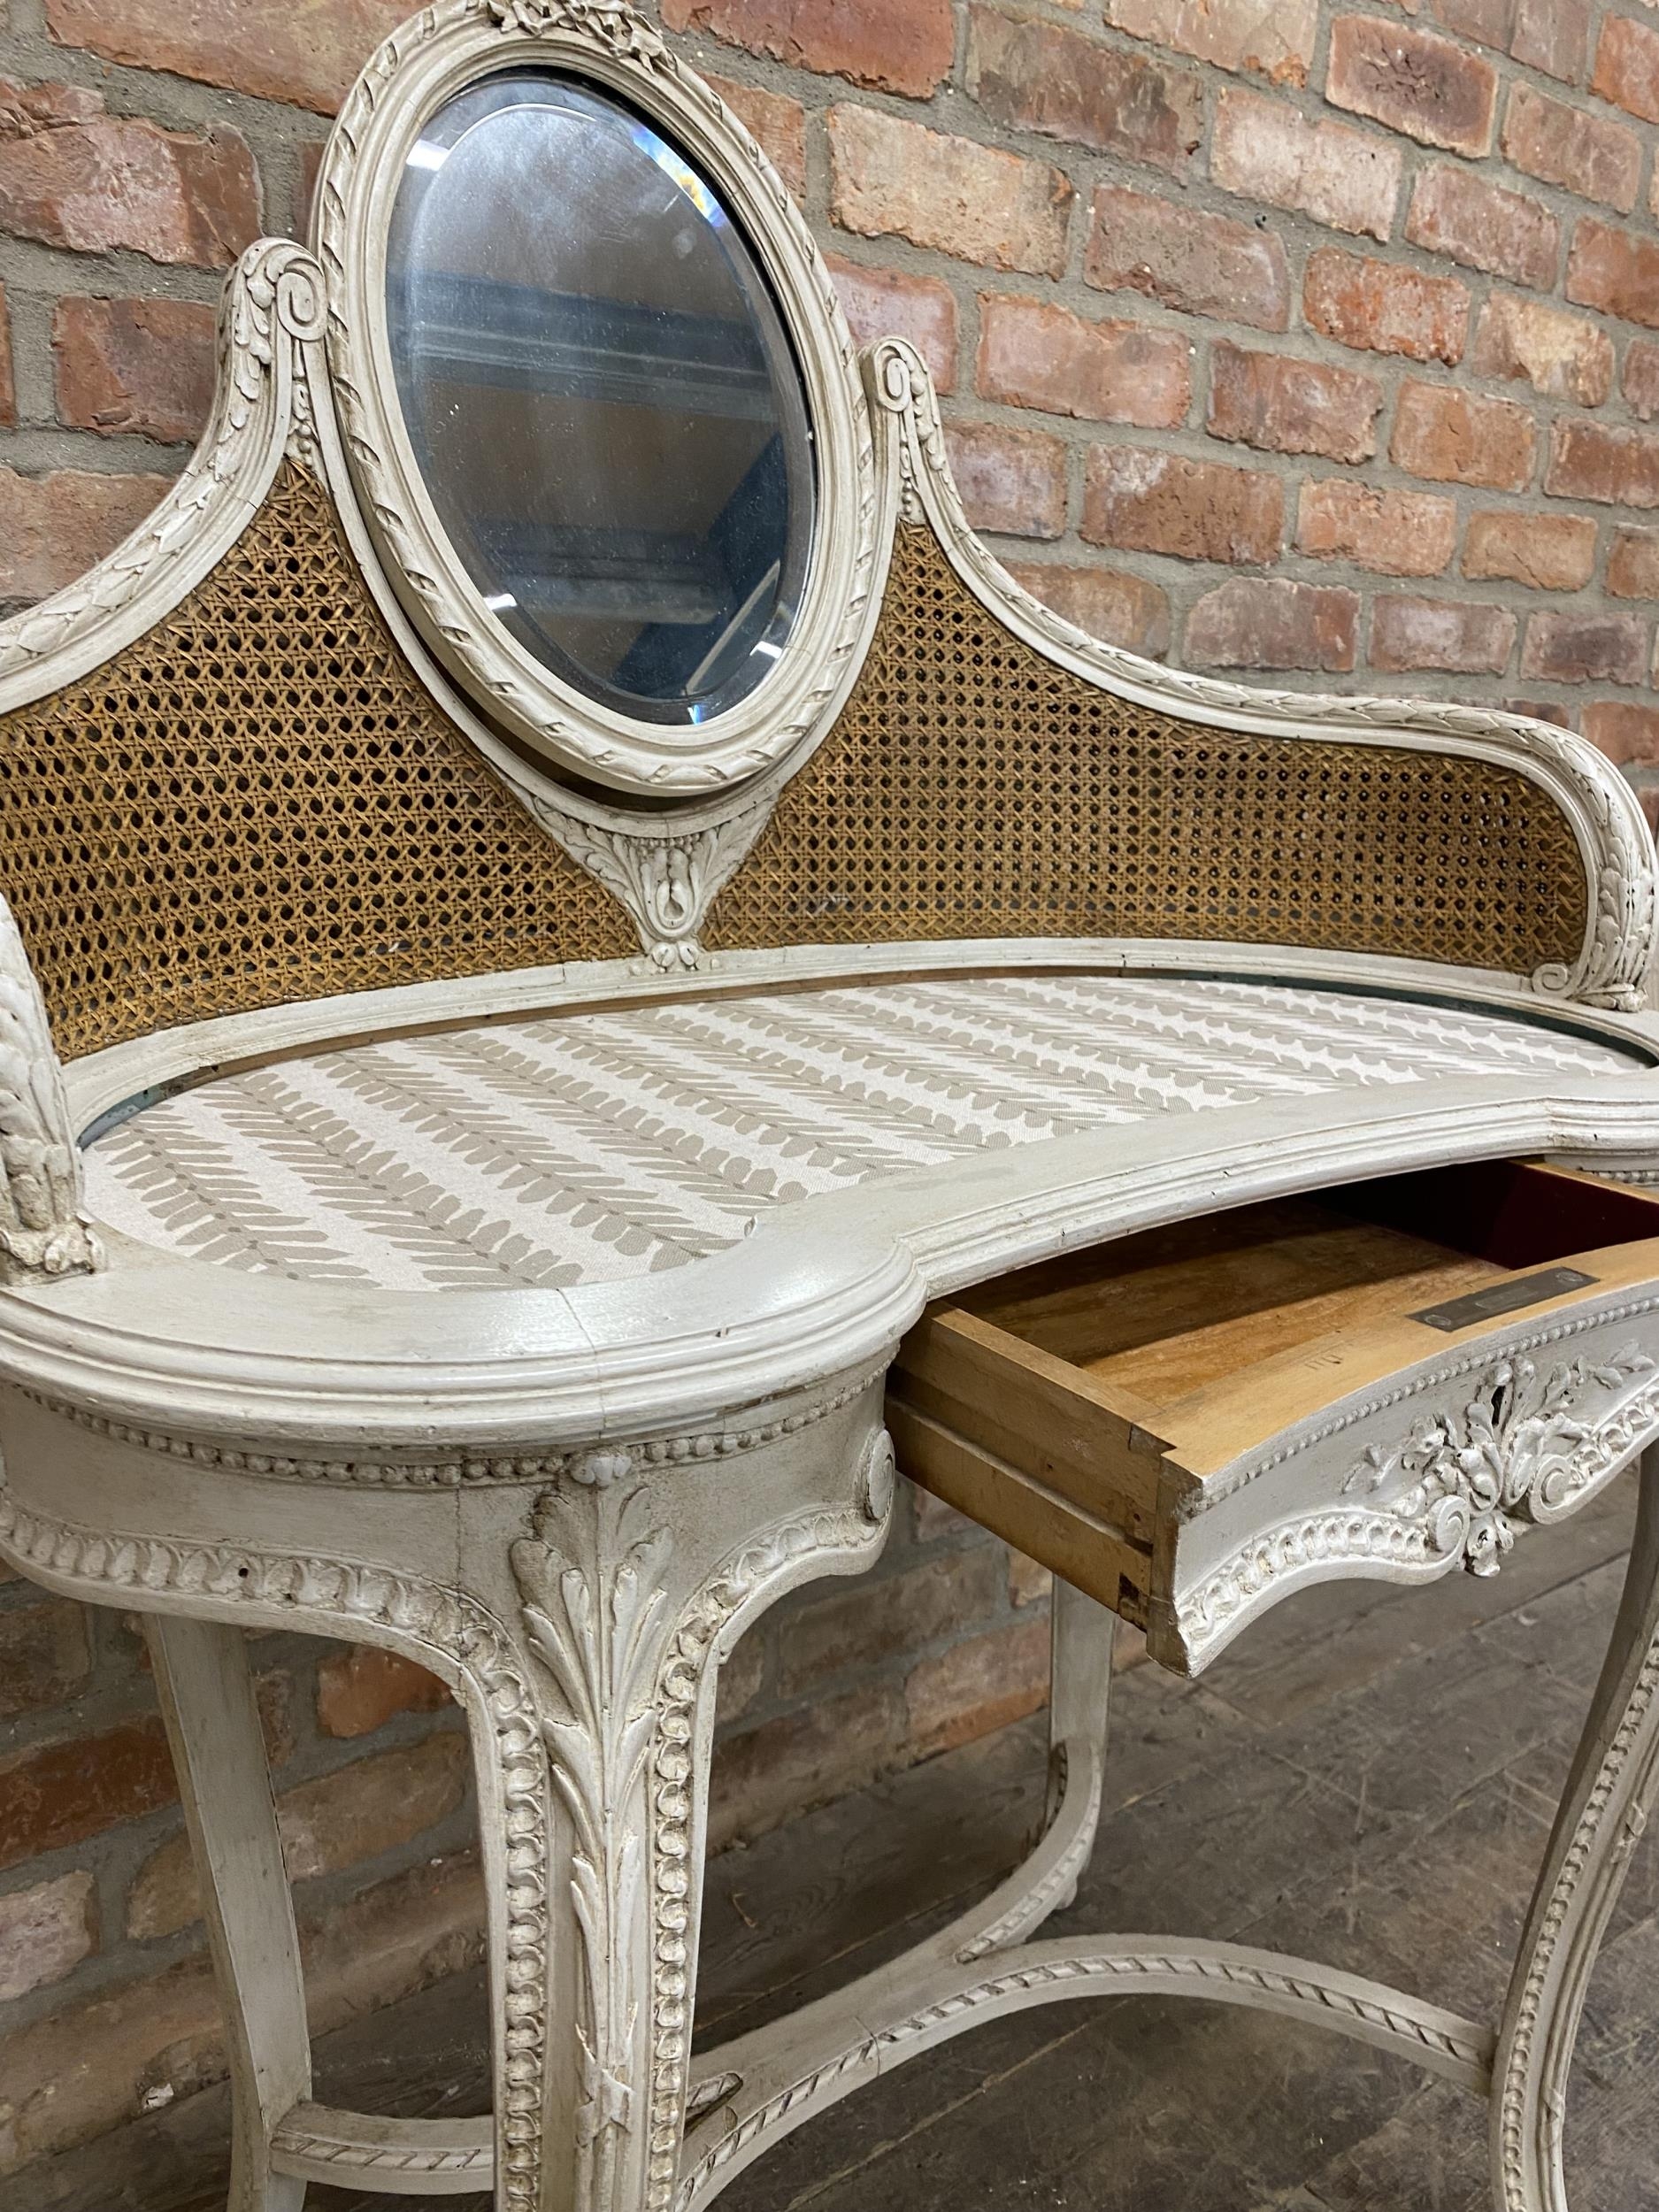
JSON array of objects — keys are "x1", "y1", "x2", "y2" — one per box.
[{"x1": 385, "y1": 71, "x2": 816, "y2": 728}]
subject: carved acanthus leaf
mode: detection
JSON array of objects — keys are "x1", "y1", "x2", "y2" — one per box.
[
  {"x1": 513, "y1": 1484, "x2": 672, "y2": 2205},
  {"x1": 0, "y1": 898, "x2": 99, "y2": 1286},
  {"x1": 520, "y1": 792, "x2": 775, "y2": 968}
]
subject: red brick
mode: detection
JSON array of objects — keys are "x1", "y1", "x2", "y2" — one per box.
[
  {"x1": 705, "y1": 74, "x2": 807, "y2": 202},
  {"x1": 979, "y1": 296, "x2": 1190, "y2": 427},
  {"x1": 0, "y1": 80, "x2": 258, "y2": 266},
  {"x1": 1326, "y1": 17, "x2": 1497, "y2": 155},
  {"x1": 0, "y1": 1852, "x2": 485, "y2": 2174},
  {"x1": 1593, "y1": 14, "x2": 1659, "y2": 127},
  {"x1": 905, "y1": 1615, "x2": 1049, "y2": 1759},
  {"x1": 1008, "y1": 1551, "x2": 1052, "y2": 1609},
  {"x1": 0, "y1": 1595, "x2": 90, "y2": 1718},
  {"x1": 1006, "y1": 561, "x2": 1171, "y2": 655},
  {"x1": 1104, "y1": 0, "x2": 1318, "y2": 86},
  {"x1": 967, "y1": 9, "x2": 1202, "y2": 175},
  {"x1": 829, "y1": 107, "x2": 1073, "y2": 276},
  {"x1": 1297, "y1": 479, "x2": 1459, "y2": 575},
  {"x1": 1371, "y1": 595, "x2": 1517, "y2": 674},
  {"x1": 1303, "y1": 247, "x2": 1467, "y2": 364},
  {"x1": 910, "y1": 1483, "x2": 973, "y2": 1542},
  {"x1": 826, "y1": 256, "x2": 958, "y2": 391},
  {"x1": 0, "y1": 285, "x2": 13, "y2": 431},
  {"x1": 43, "y1": 0, "x2": 415, "y2": 114},
  {"x1": 1502, "y1": 85, "x2": 1640, "y2": 213},
  {"x1": 1609, "y1": 528, "x2": 1659, "y2": 599},
  {"x1": 710, "y1": 1680, "x2": 907, "y2": 1849},
  {"x1": 1405, "y1": 164, "x2": 1558, "y2": 290},
  {"x1": 1083, "y1": 446, "x2": 1283, "y2": 564},
  {"x1": 0, "y1": 469, "x2": 170, "y2": 604},
  {"x1": 1086, "y1": 184, "x2": 1290, "y2": 332},
  {"x1": 1566, "y1": 219, "x2": 1659, "y2": 334},
  {"x1": 1547, "y1": 419, "x2": 1659, "y2": 508},
  {"x1": 1585, "y1": 701, "x2": 1659, "y2": 764},
  {"x1": 127, "y1": 1735, "x2": 468, "y2": 1939},
  {"x1": 0, "y1": 1716, "x2": 176, "y2": 1872},
  {"x1": 52, "y1": 296, "x2": 217, "y2": 445},
  {"x1": 944, "y1": 420, "x2": 1067, "y2": 538},
  {"x1": 1186, "y1": 577, "x2": 1358, "y2": 671},
  {"x1": 1463, "y1": 510, "x2": 1598, "y2": 590},
  {"x1": 1506, "y1": 697, "x2": 1578, "y2": 731},
  {"x1": 779, "y1": 1548, "x2": 1004, "y2": 1696},
  {"x1": 1510, "y1": 0, "x2": 1592, "y2": 83},
  {"x1": 1429, "y1": 0, "x2": 1512, "y2": 49},
  {"x1": 316, "y1": 1646, "x2": 452, "y2": 1740},
  {"x1": 294, "y1": 139, "x2": 325, "y2": 239},
  {"x1": 1207, "y1": 341, "x2": 1381, "y2": 461},
  {"x1": 664, "y1": 0, "x2": 953, "y2": 97},
  {"x1": 0, "y1": 1871, "x2": 96, "y2": 2004},
  {"x1": 1522, "y1": 610, "x2": 1648, "y2": 684},
  {"x1": 1626, "y1": 341, "x2": 1659, "y2": 423},
  {"x1": 1210, "y1": 87, "x2": 1400, "y2": 241},
  {"x1": 1391, "y1": 380, "x2": 1536, "y2": 492},
  {"x1": 1433, "y1": 0, "x2": 1592, "y2": 81},
  {"x1": 1471, "y1": 293, "x2": 1613, "y2": 407}
]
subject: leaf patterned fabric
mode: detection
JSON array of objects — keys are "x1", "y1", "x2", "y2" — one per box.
[{"x1": 83, "y1": 977, "x2": 1640, "y2": 1294}]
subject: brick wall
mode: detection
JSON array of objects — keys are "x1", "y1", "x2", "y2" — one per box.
[{"x1": 2, "y1": 0, "x2": 1658, "y2": 2177}]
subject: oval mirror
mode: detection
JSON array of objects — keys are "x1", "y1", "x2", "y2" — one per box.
[{"x1": 384, "y1": 70, "x2": 816, "y2": 729}]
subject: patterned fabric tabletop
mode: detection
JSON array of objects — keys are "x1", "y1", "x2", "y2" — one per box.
[{"x1": 83, "y1": 976, "x2": 1641, "y2": 1294}]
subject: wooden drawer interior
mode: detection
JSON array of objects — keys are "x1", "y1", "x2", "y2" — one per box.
[{"x1": 888, "y1": 1162, "x2": 1659, "y2": 1630}]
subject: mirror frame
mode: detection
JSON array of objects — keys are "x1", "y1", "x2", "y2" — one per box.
[{"x1": 316, "y1": 0, "x2": 878, "y2": 800}]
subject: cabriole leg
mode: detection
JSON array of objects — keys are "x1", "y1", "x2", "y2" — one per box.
[
  {"x1": 468, "y1": 1423, "x2": 892, "y2": 2212},
  {"x1": 145, "y1": 1614, "x2": 310, "y2": 2212},
  {"x1": 1044, "y1": 1577, "x2": 1116, "y2": 1906},
  {"x1": 1493, "y1": 1443, "x2": 1659, "y2": 2210}
]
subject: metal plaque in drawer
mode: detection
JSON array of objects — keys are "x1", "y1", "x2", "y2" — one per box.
[{"x1": 1409, "y1": 1266, "x2": 1598, "y2": 1333}]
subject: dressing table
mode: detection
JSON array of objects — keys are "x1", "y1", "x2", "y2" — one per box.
[{"x1": 3, "y1": 5, "x2": 1659, "y2": 2208}]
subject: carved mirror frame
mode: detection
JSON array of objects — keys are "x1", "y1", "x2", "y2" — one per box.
[{"x1": 316, "y1": 0, "x2": 879, "y2": 800}]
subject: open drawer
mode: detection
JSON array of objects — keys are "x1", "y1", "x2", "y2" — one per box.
[{"x1": 887, "y1": 1162, "x2": 1659, "y2": 1673}]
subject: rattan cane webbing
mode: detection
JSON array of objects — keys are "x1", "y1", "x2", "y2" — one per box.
[
  {"x1": 706, "y1": 526, "x2": 1587, "y2": 976},
  {"x1": 0, "y1": 465, "x2": 634, "y2": 1061}
]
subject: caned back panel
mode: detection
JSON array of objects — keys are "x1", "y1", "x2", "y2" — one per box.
[
  {"x1": 0, "y1": 489, "x2": 1589, "y2": 1065},
  {"x1": 0, "y1": 465, "x2": 634, "y2": 1060},
  {"x1": 704, "y1": 525, "x2": 1587, "y2": 977}
]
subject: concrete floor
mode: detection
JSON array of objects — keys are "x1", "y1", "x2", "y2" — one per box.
[{"x1": 14, "y1": 1476, "x2": 1658, "y2": 2212}]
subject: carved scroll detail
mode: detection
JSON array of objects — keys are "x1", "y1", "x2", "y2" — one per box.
[{"x1": 0, "y1": 897, "x2": 99, "y2": 1286}]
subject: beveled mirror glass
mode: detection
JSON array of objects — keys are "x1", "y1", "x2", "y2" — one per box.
[{"x1": 385, "y1": 70, "x2": 816, "y2": 729}]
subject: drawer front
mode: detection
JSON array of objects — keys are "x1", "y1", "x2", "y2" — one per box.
[{"x1": 888, "y1": 1166, "x2": 1659, "y2": 1674}]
